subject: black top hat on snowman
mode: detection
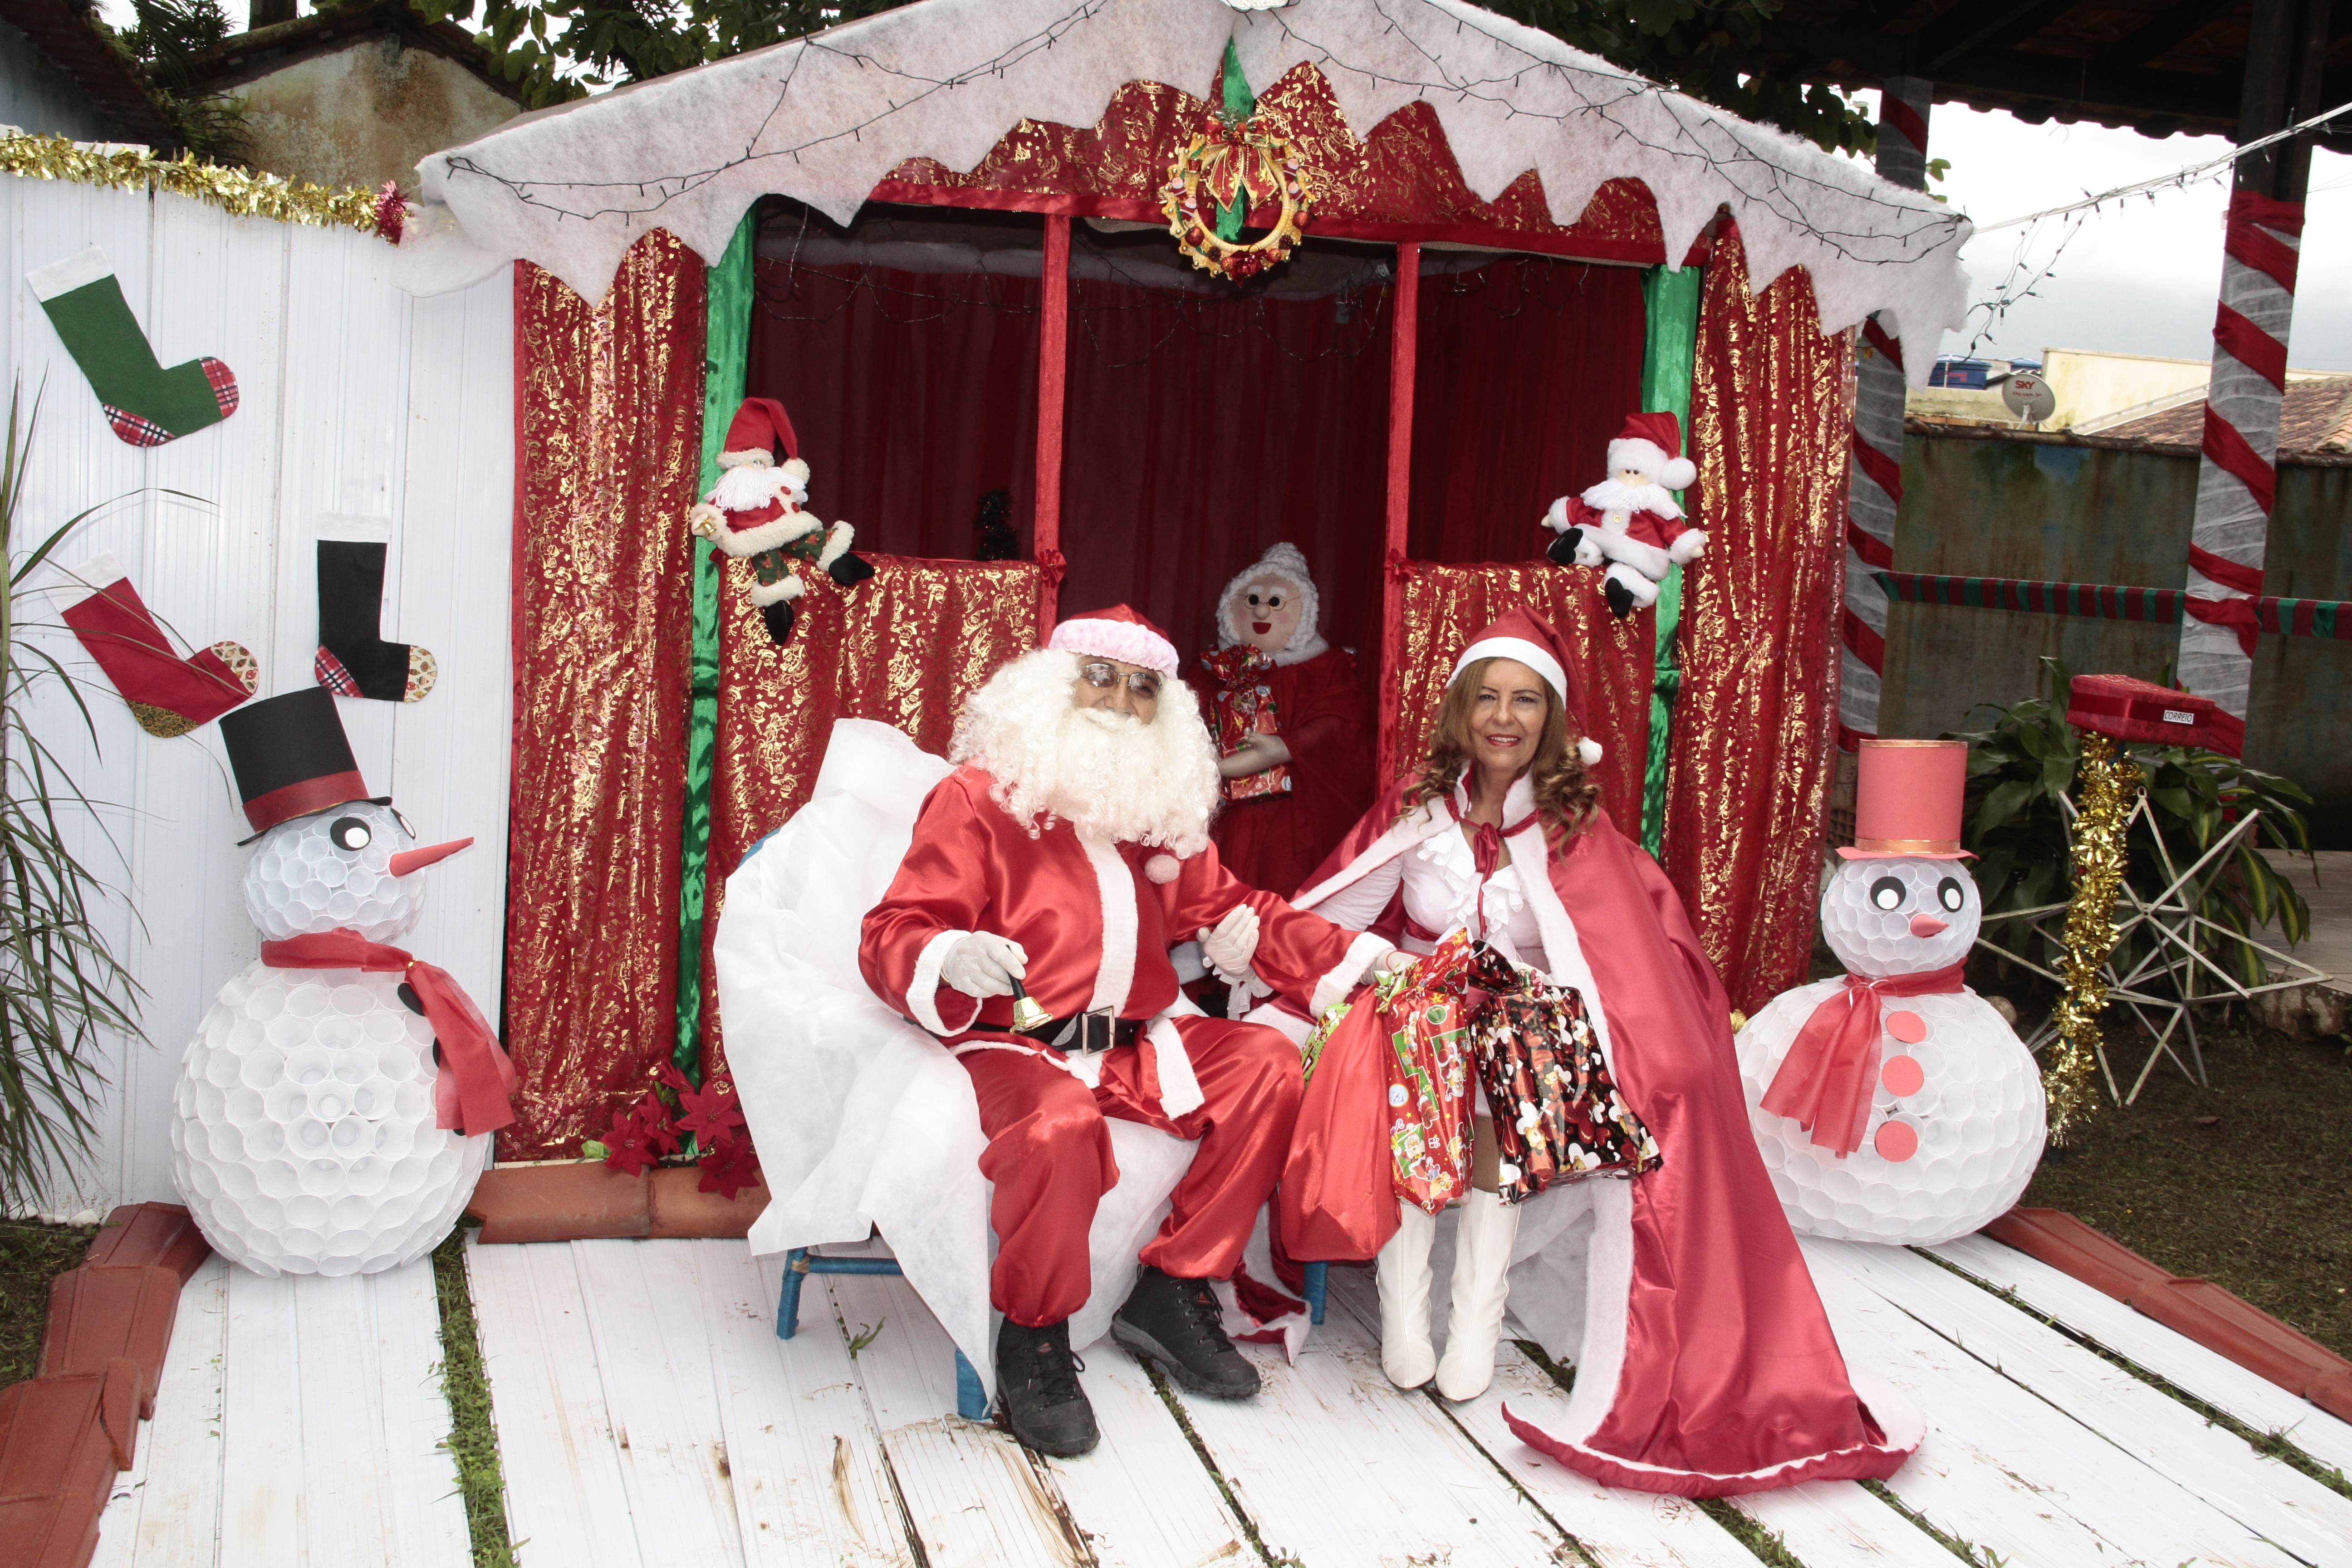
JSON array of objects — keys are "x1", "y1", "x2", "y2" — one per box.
[{"x1": 219, "y1": 688, "x2": 390, "y2": 843}]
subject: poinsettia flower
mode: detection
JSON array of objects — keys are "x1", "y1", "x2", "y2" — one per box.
[
  {"x1": 676, "y1": 1075, "x2": 747, "y2": 1144},
  {"x1": 696, "y1": 1131, "x2": 762, "y2": 1199}
]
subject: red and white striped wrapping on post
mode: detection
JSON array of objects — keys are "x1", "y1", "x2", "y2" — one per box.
[
  {"x1": 2178, "y1": 191, "x2": 2303, "y2": 719},
  {"x1": 1838, "y1": 76, "x2": 1932, "y2": 752}
]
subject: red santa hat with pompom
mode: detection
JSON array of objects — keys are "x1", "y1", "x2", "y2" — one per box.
[
  {"x1": 1048, "y1": 604, "x2": 1181, "y2": 678},
  {"x1": 1606, "y1": 410, "x2": 1697, "y2": 493},
  {"x1": 1450, "y1": 607, "x2": 1604, "y2": 767}
]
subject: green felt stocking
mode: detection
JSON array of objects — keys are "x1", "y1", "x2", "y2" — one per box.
[{"x1": 28, "y1": 246, "x2": 238, "y2": 446}]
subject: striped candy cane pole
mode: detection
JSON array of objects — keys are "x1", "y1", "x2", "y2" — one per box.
[
  {"x1": 1840, "y1": 76, "x2": 1931, "y2": 750},
  {"x1": 2177, "y1": 192, "x2": 2303, "y2": 725}
]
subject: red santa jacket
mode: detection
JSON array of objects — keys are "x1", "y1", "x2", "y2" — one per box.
[
  {"x1": 1563, "y1": 495, "x2": 1693, "y2": 551},
  {"x1": 861, "y1": 766, "x2": 1386, "y2": 1046}
]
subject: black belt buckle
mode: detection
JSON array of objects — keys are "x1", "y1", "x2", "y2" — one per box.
[{"x1": 1050, "y1": 1011, "x2": 1111, "y2": 1055}]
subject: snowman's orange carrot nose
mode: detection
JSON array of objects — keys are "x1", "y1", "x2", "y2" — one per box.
[
  {"x1": 1909, "y1": 912, "x2": 1949, "y2": 937},
  {"x1": 391, "y1": 838, "x2": 474, "y2": 877}
]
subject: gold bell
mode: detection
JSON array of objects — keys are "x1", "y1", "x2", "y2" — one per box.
[{"x1": 1009, "y1": 980, "x2": 1052, "y2": 1035}]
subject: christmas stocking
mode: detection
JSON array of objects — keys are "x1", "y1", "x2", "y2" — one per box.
[
  {"x1": 50, "y1": 556, "x2": 257, "y2": 737},
  {"x1": 314, "y1": 540, "x2": 437, "y2": 702},
  {"x1": 28, "y1": 247, "x2": 239, "y2": 447}
]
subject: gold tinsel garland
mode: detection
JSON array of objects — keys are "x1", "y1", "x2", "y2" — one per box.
[
  {"x1": 0, "y1": 132, "x2": 386, "y2": 235},
  {"x1": 2044, "y1": 729, "x2": 2137, "y2": 1142}
]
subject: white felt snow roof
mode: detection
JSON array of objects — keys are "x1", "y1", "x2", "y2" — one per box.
[{"x1": 404, "y1": 0, "x2": 1970, "y2": 372}]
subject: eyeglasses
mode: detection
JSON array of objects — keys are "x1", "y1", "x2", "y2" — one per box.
[{"x1": 1078, "y1": 662, "x2": 1162, "y2": 699}]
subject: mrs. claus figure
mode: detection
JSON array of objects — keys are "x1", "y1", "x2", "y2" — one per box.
[{"x1": 1201, "y1": 544, "x2": 1375, "y2": 902}]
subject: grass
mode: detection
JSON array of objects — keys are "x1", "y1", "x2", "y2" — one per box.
[
  {"x1": 0, "y1": 1216, "x2": 98, "y2": 1385},
  {"x1": 2018, "y1": 1012, "x2": 2352, "y2": 1360},
  {"x1": 431, "y1": 1223, "x2": 518, "y2": 1568}
]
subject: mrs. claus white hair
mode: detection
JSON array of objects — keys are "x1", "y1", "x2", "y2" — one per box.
[{"x1": 952, "y1": 647, "x2": 1221, "y2": 856}]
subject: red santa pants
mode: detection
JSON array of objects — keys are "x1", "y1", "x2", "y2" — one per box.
[{"x1": 959, "y1": 1016, "x2": 1303, "y2": 1328}]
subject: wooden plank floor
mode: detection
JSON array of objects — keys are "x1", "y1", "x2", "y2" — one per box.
[{"x1": 94, "y1": 1231, "x2": 2352, "y2": 1567}]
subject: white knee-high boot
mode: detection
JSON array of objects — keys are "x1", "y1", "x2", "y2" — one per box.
[
  {"x1": 1376, "y1": 1201, "x2": 1438, "y2": 1389},
  {"x1": 1436, "y1": 1188, "x2": 1521, "y2": 1401}
]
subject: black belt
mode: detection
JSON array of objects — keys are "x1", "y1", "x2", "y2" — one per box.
[{"x1": 1030, "y1": 1012, "x2": 1145, "y2": 1055}]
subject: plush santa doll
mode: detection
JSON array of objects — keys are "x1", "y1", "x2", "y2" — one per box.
[
  {"x1": 1201, "y1": 543, "x2": 1375, "y2": 903},
  {"x1": 688, "y1": 397, "x2": 876, "y2": 646},
  {"x1": 1540, "y1": 411, "x2": 1705, "y2": 620}
]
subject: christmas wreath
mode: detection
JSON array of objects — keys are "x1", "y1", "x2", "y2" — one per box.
[{"x1": 1160, "y1": 111, "x2": 1315, "y2": 282}]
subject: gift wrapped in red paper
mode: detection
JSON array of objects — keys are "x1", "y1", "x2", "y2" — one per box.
[{"x1": 1200, "y1": 644, "x2": 1292, "y2": 803}]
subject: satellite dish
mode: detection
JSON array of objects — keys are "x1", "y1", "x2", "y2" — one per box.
[{"x1": 2002, "y1": 372, "x2": 2056, "y2": 424}]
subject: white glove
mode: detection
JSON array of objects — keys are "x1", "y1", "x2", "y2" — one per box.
[
  {"x1": 1215, "y1": 734, "x2": 1294, "y2": 779},
  {"x1": 1197, "y1": 904, "x2": 1262, "y2": 985},
  {"x1": 1360, "y1": 946, "x2": 1412, "y2": 984},
  {"x1": 943, "y1": 932, "x2": 1028, "y2": 999}
]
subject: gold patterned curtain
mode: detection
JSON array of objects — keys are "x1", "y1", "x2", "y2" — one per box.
[
  {"x1": 1663, "y1": 228, "x2": 1855, "y2": 1012},
  {"x1": 505, "y1": 233, "x2": 706, "y2": 1160}
]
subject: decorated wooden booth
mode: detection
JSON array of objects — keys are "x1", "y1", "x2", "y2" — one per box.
[{"x1": 393, "y1": 0, "x2": 1971, "y2": 1164}]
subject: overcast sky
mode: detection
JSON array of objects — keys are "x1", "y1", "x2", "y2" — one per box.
[{"x1": 1889, "y1": 94, "x2": 2352, "y2": 372}]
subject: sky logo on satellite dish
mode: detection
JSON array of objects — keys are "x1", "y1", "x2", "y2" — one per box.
[{"x1": 1999, "y1": 371, "x2": 2057, "y2": 424}]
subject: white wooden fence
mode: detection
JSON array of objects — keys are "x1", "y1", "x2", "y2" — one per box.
[{"x1": 5, "y1": 172, "x2": 514, "y2": 1215}]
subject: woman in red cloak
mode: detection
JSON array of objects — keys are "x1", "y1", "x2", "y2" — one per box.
[
  {"x1": 1201, "y1": 543, "x2": 1374, "y2": 905},
  {"x1": 1256, "y1": 608, "x2": 1920, "y2": 1498}
]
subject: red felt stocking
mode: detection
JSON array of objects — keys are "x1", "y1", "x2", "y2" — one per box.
[{"x1": 53, "y1": 558, "x2": 257, "y2": 736}]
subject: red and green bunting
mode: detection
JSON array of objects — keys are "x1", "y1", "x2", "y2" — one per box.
[{"x1": 1872, "y1": 571, "x2": 2349, "y2": 641}]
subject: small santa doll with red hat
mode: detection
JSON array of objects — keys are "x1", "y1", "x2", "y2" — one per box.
[
  {"x1": 1540, "y1": 410, "x2": 1705, "y2": 620},
  {"x1": 689, "y1": 396, "x2": 876, "y2": 645}
]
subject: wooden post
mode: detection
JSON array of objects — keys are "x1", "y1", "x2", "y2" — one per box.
[
  {"x1": 1034, "y1": 213, "x2": 1071, "y2": 633},
  {"x1": 1376, "y1": 241, "x2": 1421, "y2": 788}
]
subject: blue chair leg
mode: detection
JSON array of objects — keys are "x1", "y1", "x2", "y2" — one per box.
[
  {"x1": 776, "y1": 1248, "x2": 808, "y2": 1340},
  {"x1": 1303, "y1": 1260, "x2": 1328, "y2": 1325},
  {"x1": 954, "y1": 1348, "x2": 990, "y2": 1420}
]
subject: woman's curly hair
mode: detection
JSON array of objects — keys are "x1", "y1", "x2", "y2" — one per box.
[{"x1": 1396, "y1": 657, "x2": 1600, "y2": 844}]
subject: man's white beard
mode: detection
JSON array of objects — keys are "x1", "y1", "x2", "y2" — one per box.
[
  {"x1": 1579, "y1": 475, "x2": 1683, "y2": 520},
  {"x1": 952, "y1": 648, "x2": 1220, "y2": 855}
]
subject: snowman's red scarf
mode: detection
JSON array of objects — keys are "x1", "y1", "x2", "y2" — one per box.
[
  {"x1": 1760, "y1": 960, "x2": 1967, "y2": 1156},
  {"x1": 260, "y1": 930, "x2": 518, "y2": 1137}
]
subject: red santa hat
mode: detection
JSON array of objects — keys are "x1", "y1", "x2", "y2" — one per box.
[
  {"x1": 1606, "y1": 410, "x2": 1698, "y2": 493},
  {"x1": 693, "y1": 397, "x2": 829, "y2": 561},
  {"x1": 1450, "y1": 608, "x2": 1603, "y2": 766},
  {"x1": 1049, "y1": 604, "x2": 1180, "y2": 677}
]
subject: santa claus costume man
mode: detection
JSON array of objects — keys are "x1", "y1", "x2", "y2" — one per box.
[
  {"x1": 1540, "y1": 411, "x2": 1707, "y2": 619},
  {"x1": 1259, "y1": 609, "x2": 1920, "y2": 1496},
  {"x1": 860, "y1": 605, "x2": 1394, "y2": 1458},
  {"x1": 1202, "y1": 543, "x2": 1375, "y2": 905}
]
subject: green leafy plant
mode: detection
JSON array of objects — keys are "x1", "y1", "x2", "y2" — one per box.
[
  {"x1": 0, "y1": 387, "x2": 146, "y2": 1215},
  {"x1": 1947, "y1": 657, "x2": 2312, "y2": 994}
]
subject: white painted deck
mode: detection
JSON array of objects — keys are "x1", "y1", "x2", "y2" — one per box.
[{"x1": 92, "y1": 1231, "x2": 2352, "y2": 1567}]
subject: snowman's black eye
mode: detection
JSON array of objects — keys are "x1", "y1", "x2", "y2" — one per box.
[
  {"x1": 1937, "y1": 877, "x2": 1965, "y2": 912},
  {"x1": 1870, "y1": 877, "x2": 1906, "y2": 910},
  {"x1": 329, "y1": 816, "x2": 372, "y2": 852}
]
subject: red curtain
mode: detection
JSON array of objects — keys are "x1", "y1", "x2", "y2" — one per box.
[
  {"x1": 1664, "y1": 230, "x2": 1854, "y2": 1014},
  {"x1": 505, "y1": 234, "x2": 705, "y2": 1160},
  {"x1": 746, "y1": 252, "x2": 1643, "y2": 676}
]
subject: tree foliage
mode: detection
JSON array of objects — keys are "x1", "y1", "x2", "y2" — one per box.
[{"x1": 426, "y1": 0, "x2": 1874, "y2": 155}]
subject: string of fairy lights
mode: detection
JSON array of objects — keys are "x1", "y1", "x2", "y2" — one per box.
[{"x1": 439, "y1": 0, "x2": 1963, "y2": 272}]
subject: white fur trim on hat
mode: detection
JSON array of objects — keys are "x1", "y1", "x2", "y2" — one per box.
[
  {"x1": 1608, "y1": 436, "x2": 1695, "y2": 491},
  {"x1": 1578, "y1": 737, "x2": 1604, "y2": 766},
  {"x1": 716, "y1": 446, "x2": 772, "y2": 471},
  {"x1": 1451, "y1": 637, "x2": 1568, "y2": 704},
  {"x1": 1216, "y1": 542, "x2": 1329, "y2": 668},
  {"x1": 1050, "y1": 618, "x2": 1179, "y2": 677}
]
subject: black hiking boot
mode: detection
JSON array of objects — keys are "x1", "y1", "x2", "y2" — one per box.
[
  {"x1": 1112, "y1": 1266, "x2": 1260, "y2": 1399},
  {"x1": 995, "y1": 1316, "x2": 1098, "y2": 1457}
]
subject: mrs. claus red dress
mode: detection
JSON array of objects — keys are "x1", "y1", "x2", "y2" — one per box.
[
  {"x1": 1210, "y1": 645, "x2": 1375, "y2": 900},
  {"x1": 1270, "y1": 782, "x2": 1922, "y2": 1496}
]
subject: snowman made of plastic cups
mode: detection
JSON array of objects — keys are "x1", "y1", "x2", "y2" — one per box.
[
  {"x1": 1734, "y1": 739, "x2": 2046, "y2": 1246},
  {"x1": 170, "y1": 688, "x2": 516, "y2": 1278}
]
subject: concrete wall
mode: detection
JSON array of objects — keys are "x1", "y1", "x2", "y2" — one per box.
[
  {"x1": 0, "y1": 20, "x2": 116, "y2": 142},
  {"x1": 211, "y1": 34, "x2": 520, "y2": 194},
  {"x1": 5, "y1": 171, "x2": 514, "y2": 1215},
  {"x1": 1877, "y1": 433, "x2": 2352, "y2": 845},
  {"x1": 2042, "y1": 348, "x2": 2209, "y2": 433}
]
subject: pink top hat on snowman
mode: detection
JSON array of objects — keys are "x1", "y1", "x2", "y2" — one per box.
[{"x1": 1839, "y1": 739, "x2": 1972, "y2": 860}]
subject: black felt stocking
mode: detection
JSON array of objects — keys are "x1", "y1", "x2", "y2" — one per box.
[{"x1": 314, "y1": 541, "x2": 438, "y2": 703}]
